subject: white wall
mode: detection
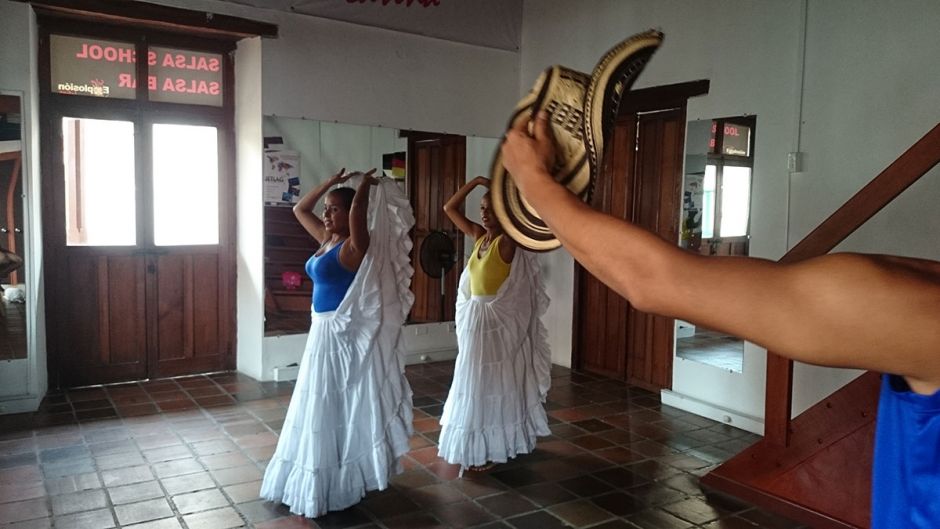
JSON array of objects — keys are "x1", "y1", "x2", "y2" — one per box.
[
  {"x1": 235, "y1": 37, "x2": 265, "y2": 381},
  {"x1": 149, "y1": 0, "x2": 520, "y2": 381},
  {"x1": 521, "y1": 0, "x2": 940, "y2": 430},
  {"x1": 152, "y1": 0, "x2": 519, "y2": 138},
  {"x1": 0, "y1": 1, "x2": 47, "y2": 414}
]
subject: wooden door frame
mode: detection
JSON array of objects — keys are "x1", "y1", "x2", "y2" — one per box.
[
  {"x1": 405, "y1": 131, "x2": 465, "y2": 323},
  {"x1": 571, "y1": 80, "x2": 709, "y2": 387},
  {"x1": 37, "y1": 16, "x2": 238, "y2": 387}
]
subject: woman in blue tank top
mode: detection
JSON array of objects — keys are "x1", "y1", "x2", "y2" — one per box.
[
  {"x1": 501, "y1": 111, "x2": 940, "y2": 528},
  {"x1": 297, "y1": 168, "x2": 374, "y2": 307},
  {"x1": 261, "y1": 168, "x2": 416, "y2": 518}
]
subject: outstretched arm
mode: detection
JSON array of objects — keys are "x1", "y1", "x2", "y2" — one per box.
[
  {"x1": 293, "y1": 168, "x2": 349, "y2": 244},
  {"x1": 443, "y1": 176, "x2": 489, "y2": 240},
  {"x1": 342, "y1": 170, "x2": 378, "y2": 271},
  {"x1": 502, "y1": 112, "x2": 940, "y2": 394}
]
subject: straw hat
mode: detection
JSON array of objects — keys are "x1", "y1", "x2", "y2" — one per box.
[{"x1": 491, "y1": 30, "x2": 664, "y2": 251}]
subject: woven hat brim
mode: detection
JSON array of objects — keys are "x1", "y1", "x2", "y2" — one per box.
[
  {"x1": 584, "y1": 30, "x2": 664, "y2": 183},
  {"x1": 491, "y1": 66, "x2": 591, "y2": 252}
]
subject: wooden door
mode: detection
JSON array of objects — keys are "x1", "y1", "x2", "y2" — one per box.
[
  {"x1": 408, "y1": 133, "x2": 465, "y2": 323},
  {"x1": 575, "y1": 108, "x2": 686, "y2": 391},
  {"x1": 43, "y1": 109, "x2": 234, "y2": 387}
]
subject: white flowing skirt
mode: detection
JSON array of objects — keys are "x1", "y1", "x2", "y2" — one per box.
[
  {"x1": 437, "y1": 251, "x2": 552, "y2": 470},
  {"x1": 260, "y1": 177, "x2": 415, "y2": 517}
]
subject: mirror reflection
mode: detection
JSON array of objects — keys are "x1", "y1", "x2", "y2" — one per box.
[
  {"x1": 675, "y1": 116, "x2": 756, "y2": 373},
  {"x1": 260, "y1": 115, "x2": 498, "y2": 336},
  {"x1": 0, "y1": 93, "x2": 26, "y2": 361}
]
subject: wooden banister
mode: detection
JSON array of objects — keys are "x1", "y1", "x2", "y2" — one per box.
[{"x1": 764, "y1": 122, "x2": 940, "y2": 446}]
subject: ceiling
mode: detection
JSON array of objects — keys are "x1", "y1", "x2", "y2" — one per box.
[{"x1": 213, "y1": 0, "x2": 524, "y2": 51}]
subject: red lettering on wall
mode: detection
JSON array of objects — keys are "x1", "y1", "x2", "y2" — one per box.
[
  {"x1": 160, "y1": 53, "x2": 218, "y2": 71},
  {"x1": 148, "y1": 75, "x2": 157, "y2": 91},
  {"x1": 75, "y1": 43, "x2": 136, "y2": 63},
  {"x1": 118, "y1": 73, "x2": 135, "y2": 88},
  {"x1": 161, "y1": 78, "x2": 218, "y2": 95}
]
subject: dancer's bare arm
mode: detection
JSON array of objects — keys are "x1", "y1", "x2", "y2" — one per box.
[
  {"x1": 342, "y1": 170, "x2": 378, "y2": 271},
  {"x1": 443, "y1": 176, "x2": 489, "y2": 240},
  {"x1": 293, "y1": 168, "x2": 349, "y2": 244},
  {"x1": 502, "y1": 112, "x2": 940, "y2": 393}
]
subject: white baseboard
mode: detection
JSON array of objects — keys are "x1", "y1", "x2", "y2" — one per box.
[
  {"x1": 272, "y1": 364, "x2": 300, "y2": 382},
  {"x1": 0, "y1": 394, "x2": 42, "y2": 415},
  {"x1": 404, "y1": 347, "x2": 458, "y2": 366},
  {"x1": 660, "y1": 390, "x2": 764, "y2": 435}
]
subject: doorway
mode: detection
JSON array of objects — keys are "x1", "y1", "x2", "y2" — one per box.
[
  {"x1": 39, "y1": 23, "x2": 237, "y2": 388},
  {"x1": 573, "y1": 81, "x2": 708, "y2": 391}
]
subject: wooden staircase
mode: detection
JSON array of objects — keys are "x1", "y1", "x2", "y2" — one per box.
[
  {"x1": 264, "y1": 205, "x2": 317, "y2": 316},
  {"x1": 701, "y1": 123, "x2": 940, "y2": 528}
]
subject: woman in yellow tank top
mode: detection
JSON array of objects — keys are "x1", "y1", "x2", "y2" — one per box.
[{"x1": 437, "y1": 176, "x2": 552, "y2": 474}]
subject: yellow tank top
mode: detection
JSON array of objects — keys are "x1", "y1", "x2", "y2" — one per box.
[{"x1": 467, "y1": 234, "x2": 511, "y2": 296}]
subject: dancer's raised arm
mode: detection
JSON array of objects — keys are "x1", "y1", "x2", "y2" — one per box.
[{"x1": 293, "y1": 168, "x2": 350, "y2": 244}]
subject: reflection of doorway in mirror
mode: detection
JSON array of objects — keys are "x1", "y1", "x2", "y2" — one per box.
[
  {"x1": 0, "y1": 93, "x2": 27, "y2": 361},
  {"x1": 675, "y1": 320, "x2": 743, "y2": 373},
  {"x1": 674, "y1": 115, "x2": 757, "y2": 373}
]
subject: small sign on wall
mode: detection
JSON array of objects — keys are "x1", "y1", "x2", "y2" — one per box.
[{"x1": 264, "y1": 150, "x2": 301, "y2": 205}]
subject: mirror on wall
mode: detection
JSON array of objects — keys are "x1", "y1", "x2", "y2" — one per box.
[
  {"x1": 260, "y1": 115, "x2": 499, "y2": 336},
  {"x1": 0, "y1": 93, "x2": 27, "y2": 364},
  {"x1": 260, "y1": 116, "x2": 408, "y2": 335},
  {"x1": 675, "y1": 116, "x2": 757, "y2": 373}
]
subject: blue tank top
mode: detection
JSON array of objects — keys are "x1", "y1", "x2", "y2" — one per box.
[
  {"x1": 305, "y1": 242, "x2": 357, "y2": 313},
  {"x1": 871, "y1": 374, "x2": 940, "y2": 528}
]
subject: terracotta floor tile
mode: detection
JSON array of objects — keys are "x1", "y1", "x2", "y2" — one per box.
[
  {"x1": 549, "y1": 498, "x2": 615, "y2": 527},
  {"x1": 51, "y1": 488, "x2": 108, "y2": 516},
  {"x1": 114, "y1": 497, "x2": 175, "y2": 526},
  {"x1": 477, "y1": 491, "x2": 539, "y2": 518},
  {"x1": 52, "y1": 508, "x2": 115, "y2": 529},
  {"x1": 108, "y1": 480, "x2": 165, "y2": 505},
  {"x1": 222, "y1": 480, "x2": 262, "y2": 504},
  {"x1": 182, "y1": 506, "x2": 245, "y2": 529},
  {"x1": 431, "y1": 500, "x2": 495, "y2": 528},
  {"x1": 6, "y1": 362, "x2": 807, "y2": 529},
  {"x1": 0, "y1": 497, "x2": 50, "y2": 523},
  {"x1": 171, "y1": 488, "x2": 231, "y2": 515}
]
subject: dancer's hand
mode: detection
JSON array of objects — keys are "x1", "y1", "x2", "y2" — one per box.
[{"x1": 328, "y1": 168, "x2": 350, "y2": 185}]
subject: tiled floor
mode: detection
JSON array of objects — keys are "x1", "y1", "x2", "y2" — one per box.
[
  {"x1": 676, "y1": 330, "x2": 744, "y2": 373},
  {"x1": 0, "y1": 362, "x2": 806, "y2": 529}
]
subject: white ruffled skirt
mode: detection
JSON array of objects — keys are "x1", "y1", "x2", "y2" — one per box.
[
  {"x1": 260, "y1": 177, "x2": 415, "y2": 517},
  {"x1": 437, "y1": 252, "x2": 552, "y2": 471}
]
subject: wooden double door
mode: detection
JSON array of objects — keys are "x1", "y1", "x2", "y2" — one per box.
[
  {"x1": 43, "y1": 107, "x2": 235, "y2": 388},
  {"x1": 574, "y1": 81, "x2": 707, "y2": 390}
]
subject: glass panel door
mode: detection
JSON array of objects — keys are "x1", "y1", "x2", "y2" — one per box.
[
  {"x1": 151, "y1": 123, "x2": 219, "y2": 246},
  {"x1": 62, "y1": 117, "x2": 136, "y2": 246}
]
